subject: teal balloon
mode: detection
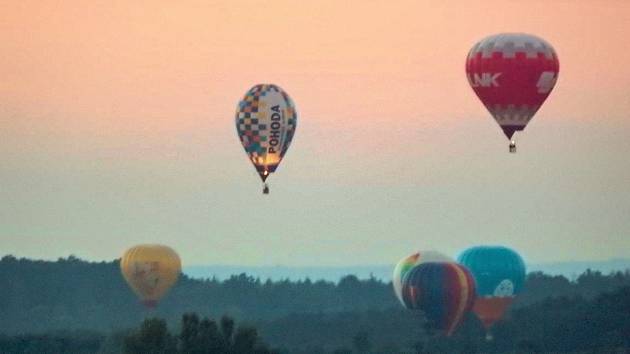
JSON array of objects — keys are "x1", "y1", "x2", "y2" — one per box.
[{"x1": 457, "y1": 246, "x2": 526, "y2": 297}]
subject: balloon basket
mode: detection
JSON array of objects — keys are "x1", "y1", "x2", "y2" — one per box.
[
  {"x1": 263, "y1": 183, "x2": 269, "y2": 194},
  {"x1": 509, "y1": 141, "x2": 516, "y2": 153}
]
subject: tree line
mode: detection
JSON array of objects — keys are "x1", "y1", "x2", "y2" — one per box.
[
  {"x1": 1, "y1": 286, "x2": 628, "y2": 353},
  {"x1": 0, "y1": 255, "x2": 629, "y2": 353}
]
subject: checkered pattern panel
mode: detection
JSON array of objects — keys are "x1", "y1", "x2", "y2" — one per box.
[{"x1": 236, "y1": 84, "x2": 298, "y2": 172}]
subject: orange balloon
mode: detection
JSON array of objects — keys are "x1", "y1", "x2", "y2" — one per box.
[{"x1": 472, "y1": 297, "x2": 514, "y2": 329}]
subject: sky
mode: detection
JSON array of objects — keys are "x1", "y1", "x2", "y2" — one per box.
[{"x1": 1, "y1": 1, "x2": 630, "y2": 267}]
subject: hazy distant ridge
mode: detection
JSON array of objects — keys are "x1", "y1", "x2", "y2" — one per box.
[{"x1": 184, "y1": 259, "x2": 630, "y2": 281}]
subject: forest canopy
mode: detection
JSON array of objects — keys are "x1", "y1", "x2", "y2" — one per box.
[{"x1": 0, "y1": 255, "x2": 629, "y2": 353}]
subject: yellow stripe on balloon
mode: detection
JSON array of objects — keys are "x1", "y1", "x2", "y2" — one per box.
[{"x1": 448, "y1": 264, "x2": 470, "y2": 335}]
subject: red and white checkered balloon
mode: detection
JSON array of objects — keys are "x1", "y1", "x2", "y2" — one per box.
[{"x1": 466, "y1": 33, "x2": 559, "y2": 144}]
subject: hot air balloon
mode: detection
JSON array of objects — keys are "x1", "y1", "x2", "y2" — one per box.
[
  {"x1": 466, "y1": 33, "x2": 559, "y2": 153},
  {"x1": 392, "y1": 251, "x2": 453, "y2": 305},
  {"x1": 457, "y1": 246, "x2": 526, "y2": 337},
  {"x1": 235, "y1": 84, "x2": 297, "y2": 194},
  {"x1": 401, "y1": 262, "x2": 476, "y2": 336},
  {"x1": 120, "y1": 244, "x2": 181, "y2": 308}
]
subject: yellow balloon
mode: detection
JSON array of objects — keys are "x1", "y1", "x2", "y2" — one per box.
[{"x1": 120, "y1": 244, "x2": 181, "y2": 308}]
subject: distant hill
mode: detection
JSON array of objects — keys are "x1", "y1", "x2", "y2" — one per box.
[
  {"x1": 184, "y1": 259, "x2": 630, "y2": 281},
  {"x1": 528, "y1": 258, "x2": 630, "y2": 279},
  {"x1": 184, "y1": 265, "x2": 393, "y2": 282}
]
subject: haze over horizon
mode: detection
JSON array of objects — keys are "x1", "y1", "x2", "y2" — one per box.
[{"x1": 2, "y1": 1, "x2": 629, "y2": 267}]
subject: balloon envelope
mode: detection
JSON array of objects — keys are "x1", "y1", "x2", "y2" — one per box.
[
  {"x1": 235, "y1": 84, "x2": 297, "y2": 183},
  {"x1": 120, "y1": 244, "x2": 181, "y2": 308},
  {"x1": 466, "y1": 33, "x2": 559, "y2": 141},
  {"x1": 401, "y1": 262, "x2": 476, "y2": 336},
  {"x1": 392, "y1": 251, "x2": 453, "y2": 305},
  {"x1": 457, "y1": 246, "x2": 526, "y2": 329}
]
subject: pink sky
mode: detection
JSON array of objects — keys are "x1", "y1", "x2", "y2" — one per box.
[
  {"x1": 3, "y1": 1, "x2": 630, "y2": 131},
  {"x1": 2, "y1": 1, "x2": 630, "y2": 265}
]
